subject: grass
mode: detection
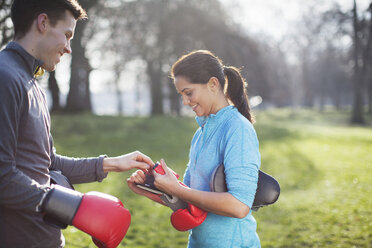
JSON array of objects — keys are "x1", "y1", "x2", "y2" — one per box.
[{"x1": 50, "y1": 109, "x2": 372, "y2": 248}]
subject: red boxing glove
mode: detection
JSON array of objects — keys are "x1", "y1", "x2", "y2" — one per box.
[
  {"x1": 42, "y1": 185, "x2": 131, "y2": 248},
  {"x1": 170, "y1": 203, "x2": 208, "y2": 231},
  {"x1": 154, "y1": 163, "x2": 208, "y2": 231},
  {"x1": 73, "y1": 192, "x2": 131, "y2": 248}
]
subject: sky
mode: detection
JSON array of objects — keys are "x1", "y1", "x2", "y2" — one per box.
[{"x1": 220, "y1": 0, "x2": 371, "y2": 41}]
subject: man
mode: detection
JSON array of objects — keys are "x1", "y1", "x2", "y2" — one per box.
[{"x1": 0, "y1": 0, "x2": 153, "y2": 247}]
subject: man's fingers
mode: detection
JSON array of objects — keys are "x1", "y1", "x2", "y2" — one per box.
[
  {"x1": 133, "y1": 151, "x2": 154, "y2": 167},
  {"x1": 132, "y1": 161, "x2": 151, "y2": 171}
]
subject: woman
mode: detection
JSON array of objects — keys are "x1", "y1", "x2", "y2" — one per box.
[{"x1": 128, "y1": 50, "x2": 261, "y2": 247}]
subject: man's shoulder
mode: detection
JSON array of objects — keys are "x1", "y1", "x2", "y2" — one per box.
[
  {"x1": 0, "y1": 49, "x2": 29, "y2": 91},
  {"x1": 0, "y1": 66, "x2": 27, "y2": 105},
  {"x1": 0, "y1": 49, "x2": 21, "y2": 79}
]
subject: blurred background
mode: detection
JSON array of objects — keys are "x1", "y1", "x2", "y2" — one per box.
[
  {"x1": 1, "y1": 0, "x2": 372, "y2": 123},
  {"x1": 1, "y1": 0, "x2": 371, "y2": 247}
]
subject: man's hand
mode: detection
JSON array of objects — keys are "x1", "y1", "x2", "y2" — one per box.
[{"x1": 103, "y1": 151, "x2": 154, "y2": 173}]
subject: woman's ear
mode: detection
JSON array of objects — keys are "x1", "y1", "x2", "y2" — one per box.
[
  {"x1": 36, "y1": 13, "x2": 49, "y2": 33},
  {"x1": 207, "y1": 77, "x2": 221, "y2": 93}
]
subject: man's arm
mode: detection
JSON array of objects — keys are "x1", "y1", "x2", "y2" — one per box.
[
  {"x1": 0, "y1": 74, "x2": 47, "y2": 211},
  {"x1": 49, "y1": 136, "x2": 153, "y2": 184},
  {"x1": 49, "y1": 136, "x2": 108, "y2": 184}
]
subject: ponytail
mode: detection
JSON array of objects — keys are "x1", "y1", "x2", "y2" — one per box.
[{"x1": 224, "y1": 66, "x2": 255, "y2": 123}]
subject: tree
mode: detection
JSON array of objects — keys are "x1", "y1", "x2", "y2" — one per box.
[
  {"x1": 288, "y1": 1, "x2": 372, "y2": 117},
  {"x1": 90, "y1": 0, "x2": 267, "y2": 115},
  {"x1": 48, "y1": 71, "x2": 62, "y2": 112},
  {"x1": 350, "y1": 1, "x2": 372, "y2": 124},
  {"x1": 362, "y1": 3, "x2": 372, "y2": 114},
  {"x1": 0, "y1": 0, "x2": 13, "y2": 48},
  {"x1": 65, "y1": 0, "x2": 99, "y2": 113},
  {"x1": 259, "y1": 42, "x2": 294, "y2": 107}
]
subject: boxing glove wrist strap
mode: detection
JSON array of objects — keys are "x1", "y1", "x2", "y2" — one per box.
[{"x1": 41, "y1": 184, "x2": 83, "y2": 225}]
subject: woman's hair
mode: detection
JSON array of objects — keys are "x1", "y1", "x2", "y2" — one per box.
[
  {"x1": 171, "y1": 50, "x2": 254, "y2": 123},
  {"x1": 11, "y1": 0, "x2": 87, "y2": 39}
]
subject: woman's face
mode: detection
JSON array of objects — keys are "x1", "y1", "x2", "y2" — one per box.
[{"x1": 174, "y1": 76, "x2": 220, "y2": 116}]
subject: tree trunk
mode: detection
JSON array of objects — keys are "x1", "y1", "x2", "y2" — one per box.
[
  {"x1": 368, "y1": 76, "x2": 372, "y2": 113},
  {"x1": 48, "y1": 71, "x2": 61, "y2": 112},
  {"x1": 350, "y1": 0, "x2": 365, "y2": 124},
  {"x1": 64, "y1": 0, "x2": 97, "y2": 113},
  {"x1": 301, "y1": 58, "x2": 314, "y2": 108},
  {"x1": 114, "y1": 69, "x2": 123, "y2": 115},
  {"x1": 168, "y1": 78, "x2": 181, "y2": 115},
  {"x1": 332, "y1": 86, "x2": 342, "y2": 110},
  {"x1": 147, "y1": 60, "x2": 163, "y2": 115},
  {"x1": 65, "y1": 19, "x2": 92, "y2": 113},
  {"x1": 366, "y1": 4, "x2": 372, "y2": 114}
]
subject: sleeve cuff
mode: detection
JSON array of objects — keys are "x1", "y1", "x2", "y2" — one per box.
[{"x1": 97, "y1": 155, "x2": 108, "y2": 182}]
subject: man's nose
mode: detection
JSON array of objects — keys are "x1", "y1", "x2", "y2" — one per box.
[{"x1": 64, "y1": 41, "x2": 72, "y2": 54}]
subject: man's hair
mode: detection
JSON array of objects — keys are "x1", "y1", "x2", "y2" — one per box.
[{"x1": 11, "y1": 0, "x2": 87, "y2": 39}]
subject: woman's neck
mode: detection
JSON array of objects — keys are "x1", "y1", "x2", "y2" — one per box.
[{"x1": 210, "y1": 97, "x2": 229, "y2": 115}]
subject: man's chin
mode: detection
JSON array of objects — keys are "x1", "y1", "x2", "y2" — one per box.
[{"x1": 42, "y1": 65, "x2": 57, "y2": 72}]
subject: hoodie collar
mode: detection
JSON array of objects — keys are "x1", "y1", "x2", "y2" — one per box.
[
  {"x1": 195, "y1": 105, "x2": 234, "y2": 128},
  {"x1": 5, "y1": 41, "x2": 44, "y2": 77}
]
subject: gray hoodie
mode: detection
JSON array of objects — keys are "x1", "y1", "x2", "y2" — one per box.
[{"x1": 0, "y1": 42, "x2": 107, "y2": 248}]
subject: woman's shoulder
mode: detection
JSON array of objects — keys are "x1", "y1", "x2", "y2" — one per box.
[{"x1": 223, "y1": 108, "x2": 254, "y2": 132}]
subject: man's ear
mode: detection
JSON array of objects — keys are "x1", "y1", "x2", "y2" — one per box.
[
  {"x1": 207, "y1": 77, "x2": 221, "y2": 93},
  {"x1": 36, "y1": 13, "x2": 49, "y2": 33}
]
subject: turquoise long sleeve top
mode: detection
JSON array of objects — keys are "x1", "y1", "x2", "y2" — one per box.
[{"x1": 183, "y1": 105, "x2": 261, "y2": 248}]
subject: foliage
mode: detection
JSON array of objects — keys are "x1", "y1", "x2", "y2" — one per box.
[
  {"x1": 87, "y1": 0, "x2": 265, "y2": 115},
  {"x1": 0, "y1": 0, "x2": 13, "y2": 48},
  {"x1": 50, "y1": 109, "x2": 372, "y2": 247}
]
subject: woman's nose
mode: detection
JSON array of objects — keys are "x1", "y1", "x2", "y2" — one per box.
[{"x1": 182, "y1": 96, "x2": 190, "y2": 105}]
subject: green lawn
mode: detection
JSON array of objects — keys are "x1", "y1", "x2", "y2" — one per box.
[{"x1": 50, "y1": 109, "x2": 372, "y2": 248}]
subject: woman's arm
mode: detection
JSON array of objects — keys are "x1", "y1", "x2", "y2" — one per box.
[
  {"x1": 154, "y1": 160, "x2": 250, "y2": 218},
  {"x1": 175, "y1": 187, "x2": 250, "y2": 218}
]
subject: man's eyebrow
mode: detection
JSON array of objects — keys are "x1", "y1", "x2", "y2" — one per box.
[{"x1": 181, "y1": 88, "x2": 190, "y2": 93}]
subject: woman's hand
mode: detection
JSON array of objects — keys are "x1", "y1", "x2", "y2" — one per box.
[
  {"x1": 127, "y1": 169, "x2": 148, "y2": 195},
  {"x1": 127, "y1": 169, "x2": 167, "y2": 205},
  {"x1": 153, "y1": 159, "x2": 183, "y2": 196}
]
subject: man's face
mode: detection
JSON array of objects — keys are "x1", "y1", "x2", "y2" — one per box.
[{"x1": 39, "y1": 10, "x2": 76, "y2": 71}]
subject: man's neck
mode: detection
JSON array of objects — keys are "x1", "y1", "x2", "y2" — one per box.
[{"x1": 14, "y1": 34, "x2": 39, "y2": 59}]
